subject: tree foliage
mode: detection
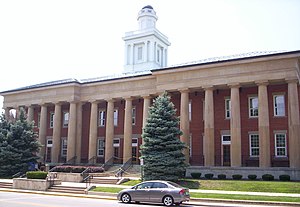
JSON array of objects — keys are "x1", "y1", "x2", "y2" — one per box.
[
  {"x1": 0, "y1": 109, "x2": 41, "y2": 177},
  {"x1": 140, "y1": 92, "x2": 187, "y2": 182}
]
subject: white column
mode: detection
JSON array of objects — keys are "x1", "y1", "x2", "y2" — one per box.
[
  {"x1": 52, "y1": 103, "x2": 62, "y2": 163},
  {"x1": 27, "y1": 105, "x2": 34, "y2": 122},
  {"x1": 88, "y1": 101, "x2": 98, "y2": 162},
  {"x1": 105, "y1": 99, "x2": 114, "y2": 162},
  {"x1": 180, "y1": 89, "x2": 190, "y2": 163},
  {"x1": 38, "y1": 104, "x2": 47, "y2": 161},
  {"x1": 76, "y1": 102, "x2": 83, "y2": 163},
  {"x1": 67, "y1": 102, "x2": 77, "y2": 161},
  {"x1": 287, "y1": 79, "x2": 300, "y2": 168},
  {"x1": 229, "y1": 84, "x2": 242, "y2": 167},
  {"x1": 204, "y1": 87, "x2": 215, "y2": 166},
  {"x1": 142, "y1": 96, "x2": 151, "y2": 141},
  {"x1": 123, "y1": 97, "x2": 132, "y2": 163},
  {"x1": 257, "y1": 81, "x2": 271, "y2": 168}
]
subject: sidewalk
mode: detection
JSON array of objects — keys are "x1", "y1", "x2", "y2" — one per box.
[{"x1": 1, "y1": 179, "x2": 300, "y2": 206}]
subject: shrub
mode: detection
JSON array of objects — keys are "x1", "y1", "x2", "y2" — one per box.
[
  {"x1": 217, "y1": 174, "x2": 226, "y2": 180},
  {"x1": 51, "y1": 166, "x2": 104, "y2": 173},
  {"x1": 262, "y1": 174, "x2": 274, "y2": 181},
  {"x1": 248, "y1": 174, "x2": 257, "y2": 180},
  {"x1": 191, "y1": 172, "x2": 201, "y2": 179},
  {"x1": 279, "y1": 174, "x2": 290, "y2": 181},
  {"x1": 232, "y1": 174, "x2": 243, "y2": 180},
  {"x1": 204, "y1": 173, "x2": 214, "y2": 179},
  {"x1": 26, "y1": 171, "x2": 48, "y2": 179}
]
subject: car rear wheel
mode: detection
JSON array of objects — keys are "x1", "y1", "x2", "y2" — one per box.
[
  {"x1": 163, "y1": 195, "x2": 174, "y2": 206},
  {"x1": 121, "y1": 193, "x2": 131, "y2": 204}
]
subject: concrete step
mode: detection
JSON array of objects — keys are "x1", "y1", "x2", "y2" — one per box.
[
  {"x1": 0, "y1": 182, "x2": 13, "y2": 189},
  {"x1": 90, "y1": 177, "x2": 119, "y2": 184},
  {"x1": 47, "y1": 185, "x2": 86, "y2": 194}
]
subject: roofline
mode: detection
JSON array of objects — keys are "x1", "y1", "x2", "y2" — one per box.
[{"x1": 152, "y1": 50, "x2": 300, "y2": 72}]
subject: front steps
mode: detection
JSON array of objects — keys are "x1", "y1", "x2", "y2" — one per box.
[
  {"x1": 0, "y1": 181, "x2": 13, "y2": 189},
  {"x1": 47, "y1": 185, "x2": 86, "y2": 194}
]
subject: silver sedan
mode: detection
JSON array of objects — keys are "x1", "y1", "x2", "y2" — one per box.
[{"x1": 117, "y1": 180, "x2": 190, "y2": 206}]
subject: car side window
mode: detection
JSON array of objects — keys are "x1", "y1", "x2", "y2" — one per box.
[
  {"x1": 136, "y1": 182, "x2": 153, "y2": 189},
  {"x1": 152, "y1": 182, "x2": 168, "y2": 189}
]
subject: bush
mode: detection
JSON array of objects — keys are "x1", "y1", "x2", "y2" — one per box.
[
  {"x1": 262, "y1": 174, "x2": 274, "y2": 181},
  {"x1": 26, "y1": 171, "x2": 48, "y2": 179},
  {"x1": 190, "y1": 172, "x2": 201, "y2": 179},
  {"x1": 204, "y1": 173, "x2": 214, "y2": 179},
  {"x1": 217, "y1": 174, "x2": 226, "y2": 180},
  {"x1": 248, "y1": 174, "x2": 257, "y2": 180},
  {"x1": 232, "y1": 174, "x2": 243, "y2": 180},
  {"x1": 279, "y1": 174, "x2": 290, "y2": 181},
  {"x1": 50, "y1": 166, "x2": 104, "y2": 173}
]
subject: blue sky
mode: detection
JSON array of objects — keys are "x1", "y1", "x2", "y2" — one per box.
[{"x1": 1, "y1": 0, "x2": 300, "y2": 111}]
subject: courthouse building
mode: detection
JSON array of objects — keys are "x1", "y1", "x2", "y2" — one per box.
[{"x1": 1, "y1": 6, "x2": 300, "y2": 178}]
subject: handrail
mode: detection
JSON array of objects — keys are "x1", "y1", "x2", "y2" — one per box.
[
  {"x1": 115, "y1": 158, "x2": 132, "y2": 179},
  {"x1": 82, "y1": 174, "x2": 93, "y2": 190},
  {"x1": 47, "y1": 172, "x2": 57, "y2": 187},
  {"x1": 100, "y1": 156, "x2": 115, "y2": 171},
  {"x1": 87, "y1": 156, "x2": 97, "y2": 165},
  {"x1": 65, "y1": 156, "x2": 77, "y2": 165},
  {"x1": 11, "y1": 171, "x2": 26, "y2": 178},
  {"x1": 81, "y1": 167, "x2": 91, "y2": 182}
]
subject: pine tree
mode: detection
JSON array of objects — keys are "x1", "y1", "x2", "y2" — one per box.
[
  {"x1": 0, "y1": 109, "x2": 41, "y2": 177},
  {"x1": 140, "y1": 92, "x2": 187, "y2": 182}
]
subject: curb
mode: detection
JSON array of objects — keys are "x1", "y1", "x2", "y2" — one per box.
[{"x1": 1, "y1": 188, "x2": 300, "y2": 206}]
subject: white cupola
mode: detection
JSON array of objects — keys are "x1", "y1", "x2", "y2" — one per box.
[{"x1": 123, "y1": 5, "x2": 170, "y2": 73}]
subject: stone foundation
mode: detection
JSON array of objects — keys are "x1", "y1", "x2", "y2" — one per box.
[
  {"x1": 13, "y1": 178, "x2": 61, "y2": 191},
  {"x1": 48, "y1": 172, "x2": 83, "y2": 182}
]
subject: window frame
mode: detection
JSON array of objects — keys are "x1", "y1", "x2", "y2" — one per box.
[
  {"x1": 275, "y1": 132, "x2": 287, "y2": 157},
  {"x1": 50, "y1": 112, "x2": 54, "y2": 128},
  {"x1": 249, "y1": 96, "x2": 259, "y2": 118},
  {"x1": 97, "y1": 139, "x2": 105, "y2": 157},
  {"x1": 98, "y1": 109, "x2": 106, "y2": 127},
  {"x1": 273, "y1": 94, "x2": 285, "y2": 117},
  {"x1": 61, "y1": 138, "x2": 67, "y2": 157},
  {"x1": 62, "y1": 111, "x2": 69, "y2": 128},
  {"x1": 132, "y1": 107, "x2": 136, "y2": 125},
  {"x1": 225, "y1": 98, "x2": 231, "y2": 119},
  {"x1": 249, "y1": 133, "x2": 259, "y2": 157},
  {"x1": 114, "y1": 109, "x2": 118, "y2": 126}
]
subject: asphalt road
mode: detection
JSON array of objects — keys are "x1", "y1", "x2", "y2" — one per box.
[{"x1": 0, "y1": 191, "x2": 292, "y2": 207}]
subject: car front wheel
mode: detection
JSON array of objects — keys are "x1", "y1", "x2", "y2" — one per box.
[
  {"x1": 121, "y1": 193, "x2": 131, "y2": 204},
  {"x1": 163, "y1": 195, "x2": 174, "y2": 206}
]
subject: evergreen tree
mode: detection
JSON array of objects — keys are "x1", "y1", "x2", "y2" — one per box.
[
  {"x1": 0, "y1": 109, "x2": 41, "y2": 177},
  {"x1": 140, "y1": 92, "x2": 187, "y2": 182}
]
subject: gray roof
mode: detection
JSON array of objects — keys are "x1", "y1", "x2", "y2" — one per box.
[{"x1": 1, "y1": 50, "x2": 299, "y2": 94}]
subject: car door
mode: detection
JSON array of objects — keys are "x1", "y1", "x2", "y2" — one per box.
[
  {"x1": 130, "y1": 182, "x2": 153, "y2": 202},
  {"x1": 149, "y1": 182, "x2": 169, "y2": 203}
]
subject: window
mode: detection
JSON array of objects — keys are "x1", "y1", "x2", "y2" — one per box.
[
  {"x1": 46, "y1": 139, "x2": 53, "y2": 147},
  {"x1": 114, "y1": 109, "x2": 118, "y2": 126},
  {"x1": 249, "y1": 97, "x2": 258, "y2": 117},
  {"x1": 275, "y1": 133, "x2": 287, "y2": 157},
  {"x1": 225, "y1": 98, "x2": 231, "y2": 119},
  {"x1": 157, "y1": 49, "x2": 160, "y2": 63},
  {"x1": 50, "y1": 112, "x2": 54, "y2": 128},
  {"x1": 132, "y1": 138, "x2": 138, "y2": 147},
  {"x1": 189, "y1": 100, "x2": 192, "y2": 121},
  {"x1": 97, "y1": 139, "x2": 105, "y2": 157},
  {"x1": 61, "y1": 138, "x2": 67, "y2": 157},
  {"x1": 249, "y1": 134, "x2": 259, "y2": 157},
  {"x1": 37, "y1": 113, "x2": 41, "y2": 128},
  {"x1": 222, "y1": 135, "x2": 231, "y2": 145},
  {"x1": 113, "y1": 138, "x2": 120, "y2": 147},
  {"x1": 63, "y1": 112, "x2": 69, "y2": 128},
  {"x1": 274, "y1": 95, "x2": 285, "y2": 116},
  {"x1": 152, "y1": 182, "x2": 168, "y2": 189},
  {"x1": 132, "y1": 107, "x2": 136, "y2": 125},
  {"x1": 137, "y1": 46, "x2": 143, "y2": 60},
  {"x1": 98, "y1": 110, "x2": 106, "y2": 127}
]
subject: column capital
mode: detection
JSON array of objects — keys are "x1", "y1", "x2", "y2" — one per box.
[
  {"x1": 89, "y1": 100, "x2": 100, "y2": 104},
  {"x1": 179, "y1": 88, "x2": 190, "y2": 93},
  {"x1": 255, "y1": 80, "x2": 269, "y2": 86},
  {"x1": 285, "y1": 77, "x2": 299, "y2": 84},
  {"x1": 228, "y1": 83, "x2": 240, "y2": 88},
  {"x1": 124, "y1": 96, "x2": 133, "y2": 101},
  {"x1": 105, "y1": 98, "x2": 116, "y2": 103},
  {"x1": 202, "y1": 85, "x2": 214, "y2": 90}
]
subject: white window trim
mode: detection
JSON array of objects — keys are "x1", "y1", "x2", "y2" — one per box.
[
  {"x1": 273, "y1": 94, "x2": 285, "y2": 117},
  {"x1": 37, "y1": 113, "x2": 41, "y2": 128},
  {"x1": 62, "y1": 111, "x2": 69, "y2": 128},
  {"x1": 61, "y1": 138, "x2": 67, "y2": 157},
  {"x1": 132, "y1": 107, "x2": 136, "y2": 126},
  {"x1": 114, "y1": 109, "x2": 118, "y2": 126},
  {"x1": 249, "y1": 133, "x2": 259, "y2": 157},
  {"x1": 225, "y1": 98, "x2": 231, "y2": 119},
  {"x1": 132, "y1": 138, "x2": 138, "y2": 147},
  {"x1": 98, "y1": 109, "x2": 106, "y2": 127},
  {"x1": 46, "y1": 138, "x2": 53, "y2": 147},
  {"x1": 50, "y1": 112, "x2": 54, "y2": 128},
  {"x1": 221, "y1": 135, "x2": 231, "y2": 145},
  {"x1": 275, "y1": 133, "x2": 287, "y2": 157},
  {"x1": 97, "y1": 138, "x2": 105, "y2": 157},
  {"x1": 113, "y1": 138, "x2": 120, "y2": 147},
  {"x1": 249, "y1": 96, "x2": 258, "y2": 118}
]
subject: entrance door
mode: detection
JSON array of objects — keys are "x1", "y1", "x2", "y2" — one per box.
[{"x1": 223, "y1": 145, "x2": 231, "y2": 166}]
